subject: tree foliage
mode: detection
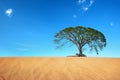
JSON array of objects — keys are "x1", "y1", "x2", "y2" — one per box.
[{"x1": 54, "y1": 26, "x2": 106, "y2": 56}]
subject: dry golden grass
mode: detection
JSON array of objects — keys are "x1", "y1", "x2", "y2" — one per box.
[{"x1": 0, "y1": 57, "x2": 120, "y2": 80}]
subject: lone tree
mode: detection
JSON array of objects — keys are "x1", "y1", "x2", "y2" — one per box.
[{"x1": 54, "y1": 26, "x2": 107, "y2": 57}]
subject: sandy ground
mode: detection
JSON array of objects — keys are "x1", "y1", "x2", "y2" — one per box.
[{"x1": 0, "y1": 57, "x2": 120, "y2": 80}]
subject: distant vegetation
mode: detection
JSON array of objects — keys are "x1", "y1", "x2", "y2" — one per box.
[{"x1": 54, "y1": 26, "x2": 107, "y2": 57}]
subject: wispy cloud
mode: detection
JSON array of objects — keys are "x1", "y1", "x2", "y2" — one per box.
[
  {"x1": 110, "y1": 22, "x2": 114, "y2": 26},
  {"x1": 16, "y1": 48, "x2": 29, "y2": 51},
  {"x1": 5, "y1": 8, "x2": 13, "y2": 17},
  {"x1": 16, "y1": 43, "x2": 31, "y2": 48},
  {"x1": 78, "y1": 0, "x2": 86, "y2": 4},
  {"x1": 15, "y1": 43, "x2": 39, "y2": 48},
  {"x1": 73, "y1": 14, "x2": 77, "y2": 18},
  {"x1": 77, "y1": 0, "x2": 94, "y2": 11},
  {"x1": 89, "y1": 0, "x2": 94, "y2": 6},
  {"x1": 15, "y1": 42, "x2": 39, "y2": 51},
  {"x1": 15, "y1": 43, "x2": 29, "y2": 51},
  {"x1": 83, "y1": 7, "x2": 89, "y2": 11}
]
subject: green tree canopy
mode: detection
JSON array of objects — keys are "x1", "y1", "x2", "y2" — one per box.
[{"x1": 54, "y1": 26, "x2": 107, "y2": 57}]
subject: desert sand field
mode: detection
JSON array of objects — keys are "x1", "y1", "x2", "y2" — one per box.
[{"x1": 0, "y1": 57, "x2": 119, "y2": 80}]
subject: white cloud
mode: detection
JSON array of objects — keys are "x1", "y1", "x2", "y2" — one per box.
[
  {"x1": 78, "y1": 0, "x2": 86, "y2": 4},
  {"x1": 73, "y1": 14, "x2": 77, "y2": 18},
  {"x1": 77, "y1": 0, "x2": 94, "y2": 11},
  {"x1": 89, "y1": 0, "x2": 94, "y2": 6},
  {"x1": 83, "y1": 7, "x2": 89, "y2": 11},
  {"x1": 5, "y1": 8, "x2": 13, "y2": 17}
]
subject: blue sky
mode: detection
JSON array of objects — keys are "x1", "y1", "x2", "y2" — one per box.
[{"x1": 0, "y1": 0, "x2": 120, "y2": 57}]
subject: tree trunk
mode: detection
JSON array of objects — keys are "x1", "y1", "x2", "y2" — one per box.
[
  {"x1": 77, "y1": 46, "x2": 86, "y2": 57},
  {"x1": 78, "y1": 46, "x2": 83, "y2": 56}
]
